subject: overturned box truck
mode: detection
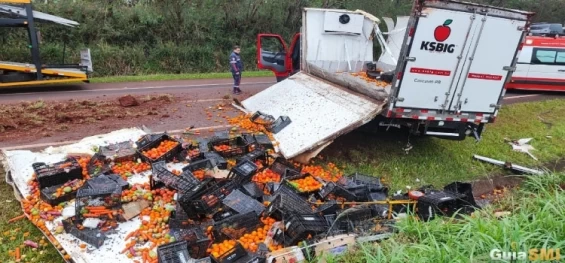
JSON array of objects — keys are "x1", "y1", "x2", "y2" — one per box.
[{"x1": 238, "y1": 0, "x2": 533, "y2": 162}]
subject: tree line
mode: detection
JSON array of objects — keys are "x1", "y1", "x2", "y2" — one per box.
[{"x1": 0, "y1": 0, "x2": 562, "y2": 77}]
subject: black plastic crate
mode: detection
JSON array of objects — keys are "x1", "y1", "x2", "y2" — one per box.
[
  {"x1": 62, "y1": 218, "x2": 106, "y2": 248},
  {"x1": 316, "y1": 200, "x2": 340, "y2": 215},
  {"x1": 152, "y1": 161, "x2": 200, "y2": 191},
  {"x1": 188, "y1": 180, "x2": 238, "y2": 216},
  {"x1": 99, "y1": 141, "x2": 137, "y2": 163},
  {"x1": 157, "y1": 240, "x2": 191, "y2": 263},
  {"x1": 274, "y1": 214, "x2": 327, "y2": 247},
  {"x1": 212, "y1": 209, "x2": 239, "y2": 222},
  {"x1": 250, "y1": 111, "x2": 275, "y2": 125},
  {"x1": 170, "y1": 227, "x2": 212, "y2": 259},
  {"x1": 203, "y1": 152, "x2": 228, "y2": 170},
  {"x1": 336, "y1": 207, "x2": 374, "y2": 223},
  {"x1": 265, "y1": 191, "x2": 313, "y2": 221},
  {"x1": 222, "y1": 189, "x2": 265, "y2": 216},
  {"x1": 87, "y1": 153, "x2": 110, "y2": 177},
  {"x1": 417, "y1": 191, "x2": 474, "y2": 221},
  {"x1": 236, "y1": 149, "x2": 267, "y2": 165},
  {"x1": 240, "y1": 182, "x2": 264, "y2": 199},
  {"x1": 39, "y1": 179, "x2": 82, "y2": 206},
  {"x1": 267, "y1": 116, "x2": 291, "y2": 134},
  {"x1": 33, "y1": 157, "x2": 83, "y2": 189},
  {"x1": 75, "y1": 185, "x2": 122, "y2": 221},
  {"x1": 268, "y1": 157, "x2": 300, "y2": 179},
  {"x1": 349, "y1": 173, "x2": 388, "y2": 194},
  {"x1": 213, "y1": 212, "x2": 261, "y2": 241},
  {"x1": 344, "y1": 184, "x2": 370, "y2": 201},
  {"x1": 318, "y1": 182, "x2": 357, "y2": 201},
  {"x1": 227, "y1": 160, "x2": 258, "y2": 184},
  {"x1": 253, "y1": 134, "x2": 273, "y2": 150},
  {"x1": 183, "y1": 158, "x2": 216, "y2": 173},
  {"x1": 178, "y1": 178, "x2": 219, "y2": 219},
  {"x1": 443, "y1": 182, "x2": 479, "y2": 208},
  {"x1": 136, "y1": 133, "x2": 166, "y2": 148},
  {"x1": 211, "y1": 242, "x2": 247, "y2": 263},
  {"x1": 86, "y1": 174, "x2": 128, "y2": 191},
  {"x1": 209, "y1": 137, "x2": 250, "y2": 158},
  {"x1": 138, "y1": 134, "x2": 182, "y2": 163}
]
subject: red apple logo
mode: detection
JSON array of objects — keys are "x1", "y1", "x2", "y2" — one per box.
[{"x1": 434, "y1": 19, "x2": 453, "y2": 42}]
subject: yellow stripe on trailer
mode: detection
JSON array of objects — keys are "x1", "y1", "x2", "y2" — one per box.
[
  {"x1": 0, "y1": 61, "x2": 88, "y2": 79},
  {"x1": 0, "y1": 0, "x2": 31, "y2": 3},
  {"x1": 0, "y1": 78, "x2": 88, "y2": 88}
]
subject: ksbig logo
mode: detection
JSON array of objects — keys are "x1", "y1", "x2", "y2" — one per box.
[{"x1": 420, "y1": 19, "x2": 455, "y2": 53}]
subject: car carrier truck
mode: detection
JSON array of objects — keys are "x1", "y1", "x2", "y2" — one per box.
[
  {"x1": 0, "y1": 0, "x2": 92, "y2": 88},
  {"x1": 236, "y1": 0, "x2": 533, "y2": 162}
]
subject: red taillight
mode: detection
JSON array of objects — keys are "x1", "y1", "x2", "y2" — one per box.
[
  {"x1": 446, "y1": 117, "x2": 454, "y2": 121},
  {"x1": 397, "y1": 72, "x2": 403, "y2": 80},
  {"x1": 409, "y1": 27, "x2": 415, "y2": 37},
  {"x1": 518, "y1": 43, "x2": 523, "y2": 50},
  {"x1": 395, "y1": 108, "x2": 405, "y2": 113},
  {"x1": 420, "y1": 109, "x2": 428, "y2": 113}
]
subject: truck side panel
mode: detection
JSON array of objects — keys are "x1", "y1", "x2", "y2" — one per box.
[{"x1": 394, "y1": 8, "x2": 476, "y2": 111}]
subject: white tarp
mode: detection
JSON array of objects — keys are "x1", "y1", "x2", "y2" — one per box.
[{"x1": 0, "y1": 127, "x2": 186, "y2": 263}]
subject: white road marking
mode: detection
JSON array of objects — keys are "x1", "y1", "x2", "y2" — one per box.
[
  {"x1": 502, "y1": 94, "x2": 540, "y2": 100},
  {"x1": 0, "y1": 81, "x2": 274, "y2": 97},
  {"x1": 0, "y1": 124, "x2": 232, "y2": 151}
]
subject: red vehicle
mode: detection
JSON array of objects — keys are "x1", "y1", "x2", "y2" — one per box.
[{"x1": 507, "y1": 36, "x2": 565, "y2": 91}]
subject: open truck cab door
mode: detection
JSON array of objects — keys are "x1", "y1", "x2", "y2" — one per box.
[{"x1": 257, "y1": 33, "x2": 301, "y2": 82}]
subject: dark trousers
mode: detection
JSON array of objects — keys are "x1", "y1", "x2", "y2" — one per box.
[{"x1": 232, "y1": 72, "x2": 241, "y2": 88}]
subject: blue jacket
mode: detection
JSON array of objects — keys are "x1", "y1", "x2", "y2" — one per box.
[{"x1": 229, "y1": 52, "x2": 243, "y2": 73}]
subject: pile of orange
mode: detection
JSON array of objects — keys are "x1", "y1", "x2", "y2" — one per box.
[
  {"x1": 301, "y1": 163, "x2": 342, "y2": 182},
  {"x1": 208, "y1": 239, "x2": 238, "y2": 259},
  {"x1": 288, "y1": 176, "x2": 323, "y2": 192},
  {"x1": 238, "y1": 217, "x2": 281, "y2": 253},
  {"x1": 111, "y1": 161, "x2": 151, "y2": 180},
  {"x1": 350, "y1": 72, "x2": 389, "y2": 87},
  {"x1": 252, "y1": 169, "x2": 281, "y2": 184},
  {"x1": 142, "y1": 140, "x2": 179, "y2": 160},
  {"x1": 193, "y1": 170, "x2": 206, "y2": 180},
  {"x1": 213, "y1": 145, "x2": 232, "y2": 152}
]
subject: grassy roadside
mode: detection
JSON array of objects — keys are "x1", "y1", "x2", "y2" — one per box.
[
  {"x1": 0, "y1": 99, "x2": 564, "y2": 262},
  {"x1": 327, "y1": 99, "x2": 565, "y2": 192},
  {"x1": 340, "y1": 173, "x2": 565, "y2": 263},
  {"x1": 90, "y1": 71, "x2": 274, "y2": 84}
]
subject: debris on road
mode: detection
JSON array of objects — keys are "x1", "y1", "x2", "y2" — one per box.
[
  {"x1": 505, "y1": 138, "x2": 538, "y2": 160},
  {"x1": 118, "y1": 95, "x2": 140, "y2": 107},
  {"x1": 473, "y1": 154, "x2": 545, "y2": 175},
  {"x1": 2, "y1": 112, "x2": 481, "y2": 263}
]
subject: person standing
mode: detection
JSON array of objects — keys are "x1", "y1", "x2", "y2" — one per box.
[{"x1": 229, "y1": 45, "x2": 243, "y2": 94}]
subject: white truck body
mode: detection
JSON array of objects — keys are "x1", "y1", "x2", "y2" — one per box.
[{"x1": 246, "y1": 1, "x2": 532, "y2": 162}]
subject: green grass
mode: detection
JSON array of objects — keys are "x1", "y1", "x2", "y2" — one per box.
[
  {"x1": 0, "y1": 170, "x2": 62, "y2": 263},
  {"x1": 337, "y1": 173, "x2": 565, "y2": 263},
  {"x1": 90, "y1": 71, "x2": 274, "y2": 83},
  {"x1": 324, "y1": 99, "x2": 565, "y2": 192},
  {"x1": 0, "y1": 99, "x2": 564, "y2": 262}
]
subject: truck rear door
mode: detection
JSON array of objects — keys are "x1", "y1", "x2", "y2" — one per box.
[
  {"x1": 447, "y1": 14, "x2": 526, "y2": 113},
  {"x1": 394, "y1": 4, "x2": 526, "y2": 114}
]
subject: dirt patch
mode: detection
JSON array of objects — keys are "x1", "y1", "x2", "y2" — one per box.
[
  {"x1": 0, "y1": 94, "x2": 243, "y2": 148},
  {"x1": 544, "y1": 158, "x2": 565, "y2": 173},
  {"x1": 0, "y1": 95, "x2": 176, "y2": 144}
]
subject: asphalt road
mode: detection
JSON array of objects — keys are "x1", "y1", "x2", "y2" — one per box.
[{"x1": 0, "y1": 77, "x2": 563, "y2": 104}]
